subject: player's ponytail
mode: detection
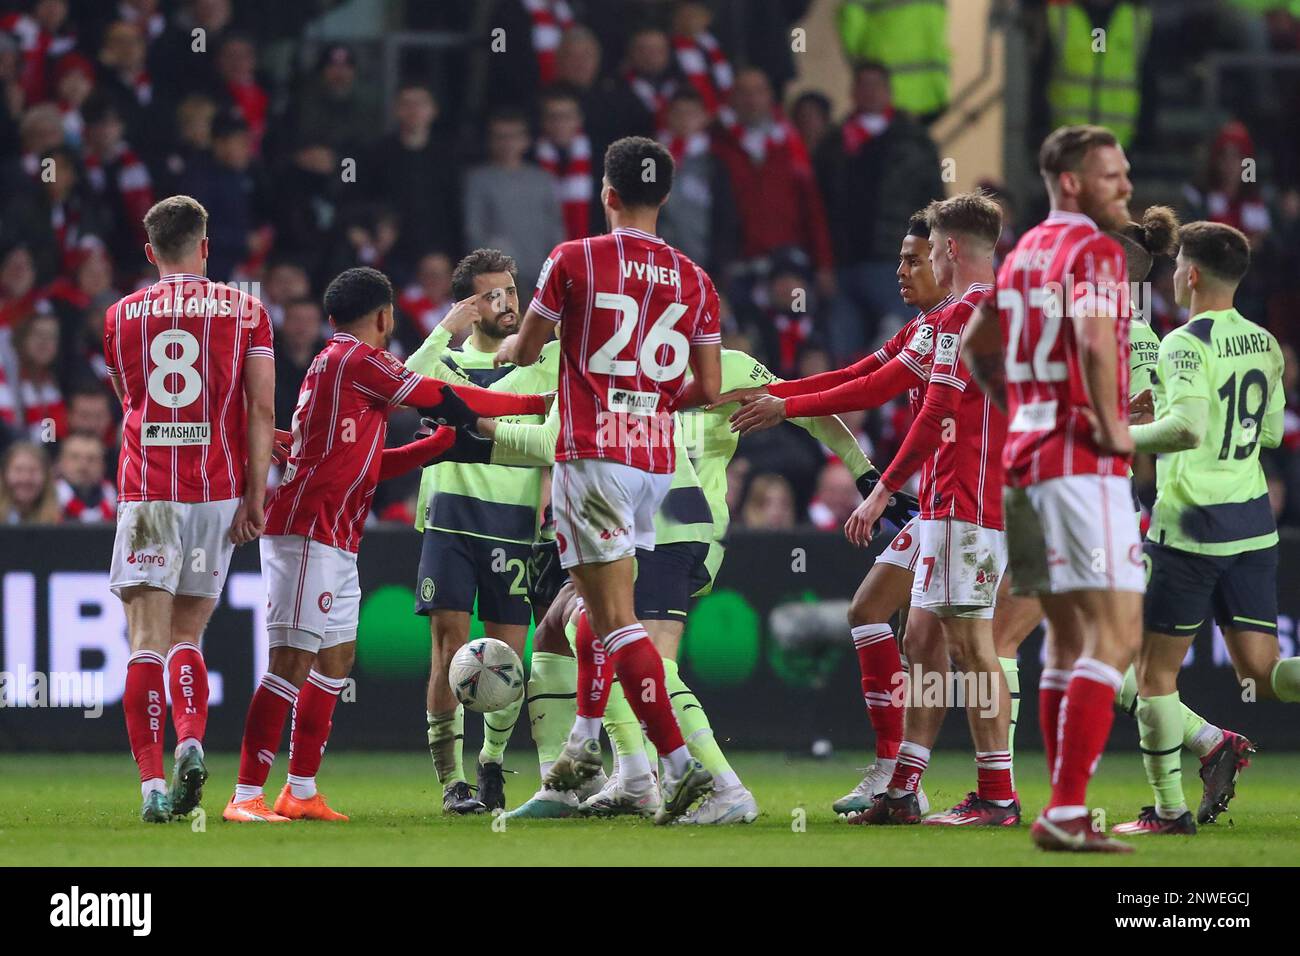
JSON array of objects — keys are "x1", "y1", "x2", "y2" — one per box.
[{"x1": 1109, "y1": 205, "x2": 1180, "y2": 282}]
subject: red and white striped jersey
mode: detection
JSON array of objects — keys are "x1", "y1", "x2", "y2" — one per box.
[
  {"x1": 996, "y1": 211, "x2": 1131, "y2": 488},
  {"x1": 263, "y1": 333, "x2": 423, "y2": 553},
  {"x1": 880, "y1": 285, "x2": 1006, "y2": 528},
  {"x1": 104, "y1": 274, "x2": 274, "y2": 503},
  {"x1": 875, "y1": 295, "x2": 951, "y2": 418},
  {"x1": 530, "y1": 226, "x2": 722, "y2": 474}
]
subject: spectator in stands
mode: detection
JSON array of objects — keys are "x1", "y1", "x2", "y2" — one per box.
[
  {"x1": 273, "y1": 138, "x2": 345, "y2": 283},
  {"x1": 397, "y1": 251, "x2": 455, "y2": 352},
  {"x1": 0, "y1": 313, "x2": 66, "y2": 442},
  {"x1": 1, "y1": 0, "x2": 77, "y2": 106},
  {"x1": 65, "y1": 382, "x2": 117, "y2": 451},
  {"x1": 614, "y1": 26, "x2": 679, "y2": 138},
  {"x1": 739, "y1": 472, "x2": 797, "y2": 530},
  {"x1": 80, "y1": 93, "x2": 153, "y2": 256},
  {"x1": 0, "y1": 32, "x2": 24, "y2": 160},
  {"x1": 735, "y1": 247, "x2": 817, "y2": 379},
  {"x1": 534, "y1": 86, "x2": 596, "y2": 240},
  {"x1": 213, "y1": 33, "x2": 266, "y2": 153},
  {"x1": 95, "y1": 20, "x2": 152, "y2": 148},
  {"x1": 0, "y1": 440, "x2": 60, "y2": 524},
  {"x1": 3, "y1": 144, "x2": 104, "y2": 281},
  {"x1": 837, "y1": 0, "x2": 949, "y2": 121},
  {"x1": 552, "y1": 25, "x2": 625, "y2": 159},
  {"x1": 464, "y1": 109, "x2": 563, "y2": 291},
  {"x1": 714, "y1": 67, "x2": 834, "y2": 305},
  {"x1": 13, "y1": 102, "x2": 63, "y2": 185},
  {"x1": 261, "y1": 258, "x2": 311, "y2": 329},
  {"x1": 486, "y1": 0, "x2": 578, "y2": 110},
  {"x1": 808, "y1": 459, "x2": 860, "y2": 531},
  {"x1": 118, "y1": 0, "x2": 166, "y2": 47},
  {"x1": 274, "y1": 296, "x2": 325, "y2": 430},
  {"x1": 0, "y1": 245, "x2": 39, "y2": 361},
  {"x1": 180, "y1": 112, "x2": 264, "y2": 279},
  {"x1": 151, "y1": 0, "x2": 234, "y2": 99},
  {"x1": 815, "y1": 62, "x2": 944, "y2": 357},
  {"x1": 289, "y1": 44, "x2": 372, "y2": 159},
  {"x1": 54, "y1": 431, "x2": 115, "y2": 522},
  {"x1": 52, "y1": 52, "x2": 94, "y2": 147},
  {"x1": 1183, "y1": 120, "x2": 1271, "y2": 242},
  {"x1": 658, "y1": 88, "x2": 737, "y2": 273},
  {"x1": 790, "y1": 89, "x2": 833, "y2": 155},
  {"x1": 370, "y1": 83, "x2": 461, "y2": 266},
  {"x1": 670, "y1": 1, "x2": 733, "y2": 116},
  {"x1": 157, "y1": 93, "x2": 217, "y2": 194}
]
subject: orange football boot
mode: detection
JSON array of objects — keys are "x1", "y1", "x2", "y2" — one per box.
[
  {"x1": 223, "y1": 793, "x2": 291, "y2": 822},
  {"x1": 274, "y1": 784, "x2": 349, "y2": 821}
]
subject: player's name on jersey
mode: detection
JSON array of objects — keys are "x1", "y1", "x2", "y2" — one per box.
[
  {"x1": 141, "y1": 421, "x2": 211, "y2": 446},
  {"x1": 1214, "y1": 331, "x2": 1272, "y2": 359},
  {"x1": 621, "y1": 259, "x2": 682, "y2": 287},
  {"x1": 120, "y1": 295, "x2": 251, "y2": 321},
  {"x1": 1000, "y1": 273, "x2": 1148, "y2": 319}
]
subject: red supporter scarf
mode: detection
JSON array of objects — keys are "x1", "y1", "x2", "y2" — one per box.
[
  {"x1": 58, "y1": 480, "x2": 117, "y2": 522},
  {"x1": 672, "y1": 31, "x2": 733, "y2": 115},
  {"x1": 522, "y1": 0, "x2": 574, "y2": 85},
  {"x1": 626, "y1": 71, "x2": 678, "y2": 134},
  {"x1": 717, "y1": 106, "x2": 810, "y2": 170},
  {"x1": 658, "y1": 129, "x2": 711, "y2": 163},
  {"x1": 840, "y1": 108, "x2": 895, "y2": 155},
  {"x1": 0, "y1": 367, "x2": 67, "y2": 440},
  {"x1": 535, "y1": 133, "x2": 592, "y2": 240}
]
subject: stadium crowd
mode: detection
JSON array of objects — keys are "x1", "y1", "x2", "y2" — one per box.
[{"x1": 3, "y1": 0, "x2": 1300, "y2": 532}]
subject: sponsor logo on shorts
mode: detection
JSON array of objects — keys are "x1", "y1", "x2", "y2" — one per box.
[
  {"x1": 556, "y1": 531, "x2": 568, "y2": 553},
  {"x1": 142, "y1": 421, "x2": 211, "y2": 446},
  {"x1": 318, "y1": 592, "x2": 333, "y2": 613},
  {"x1": 598, "y1": 527, "x2": 629, "y2": 541},
  {"x1": 420, "y1": 577, "x2": 435, "y2": 602},
  {"x1": 126, "y1": 551, "x2": 165, "y2": 567}
]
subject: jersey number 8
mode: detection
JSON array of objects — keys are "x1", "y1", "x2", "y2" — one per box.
[{"x1": 147, "y1": 329, "x2": 203, "y2": 408}]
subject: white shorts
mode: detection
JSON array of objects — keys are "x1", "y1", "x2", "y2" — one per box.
[
  {"x1": 260, "y1": 534, "x2": 361, "y2": 650},
  {"x1": 910, "y1": 517, "x2": 1007, "y2": 619},
  {"x1": 875, "y1": 517, "x2": 921, "y2": 571},
  {"x1": 551, "y1": 458, "x2": 673, "y2": 569},
  {"x1": 1003, "y1": 474, "x2": 1146, "y2": 595},
  {"x1": 109, "y1": 498, "x2": 239, "y2": 599}
]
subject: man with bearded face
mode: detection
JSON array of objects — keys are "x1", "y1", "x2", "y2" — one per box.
[{"x1": 404, "y1": 248, "x2": 569, "y2": 815}]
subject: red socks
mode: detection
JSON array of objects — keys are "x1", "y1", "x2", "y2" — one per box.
[
  {"x1": 288, "y1": 671, "x2": 346, "y2": 780},
  {"x1": 1049, "y1": 658, "x2": 1123, "y2": 814},
  {"x1": 976, "y1": 750, "x2": 1015, "y2": 802},
  {"x1": 123, "y1": 650, "x2": 166, "y2": 783},
  {"x1": 851, "y1": 624, "x2": 903, "y2": 760},
  {"x1": 574, "y1": 608, "x2": 613, "y2": 719},
  {"x1": 887, "y1": 741, "x2": 930, "y2": 794},
  {"x1": 1039, "y1": 668, "x2": 1071, "y2": 779},
  {"x1": 236, "y1": 673, "x2": 298, "y2": 788},
  {"x1": 605, "y1": 625, "x2": 687, "y2": 754},
  {"x1": 166, "y1": 642, "x2": 208, "y2": 747}
]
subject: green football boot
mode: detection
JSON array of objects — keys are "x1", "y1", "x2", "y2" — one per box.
[
  {"x1": 141, "y1": 790, "x2": 173, "y2": 823},
  {"x1": 168, "y1": 746, "x2": 208, "y2": 817}
]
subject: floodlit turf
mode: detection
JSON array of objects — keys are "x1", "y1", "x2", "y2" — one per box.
[{"x1": 2, "y1": 751, "x2": 1298, "y2": 866}]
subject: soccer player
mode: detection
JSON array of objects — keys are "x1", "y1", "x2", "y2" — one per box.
[
  {"x1": 963, "y1": 125, "x2": 1144, "y2": 852},
  {"x1": 403, "y1": 249, "x2": 559, "y2": 814},
  {"x1": 837, "y1": 192, "x2": 1013, "y2": 827},
  {"x1": 223, "y1": 267, "x2": 546, "y2": 822},
  {"x1": 1112, "y1": 222, "x2": 1299, "y2": 835},
  {"x1": 105, "y1": 195, "x2": 275, "y2": 823},
  {"x1": 494, "y1": 135, "x2": 722, "y2": 823},
  {"x1": 724, "y1": 213, "x2": 950, "y2": 814}
]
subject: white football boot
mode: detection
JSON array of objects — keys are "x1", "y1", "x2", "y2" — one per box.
[
  {"x1": 834, "y1": 763, "x2": 929, "y2": 817},
  {"x1": 580, "y1": 772, "x2": 661, "y2": 817},
  {"x1": 675, "y1": 784, "x2": 759, "y2": 825}
]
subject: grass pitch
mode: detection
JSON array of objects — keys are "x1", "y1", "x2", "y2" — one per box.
[{"x1": 3, "y1": 750, "x2": 1298, "y2": 866}]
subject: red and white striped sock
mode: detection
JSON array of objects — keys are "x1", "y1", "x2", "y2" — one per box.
[
  {"x1": 234, "y1": 672, "x2": 298, "y2": 801},
  {"x1": 976, "y1": 750, "x2": 1015, "y2": 804},
  {"x1": 288, "y1": 670, "x2": 347, "y2": 799},
  {"x1": 165, "y1": 641, "x2": 208, "y2": 754},
  {"x1": 1039, "y1": 668, "x2": 1071, "y2": 780},
  {"x1": 607, "y1": 624, "x2": 691, "y2": 777},
  {"x1": 123, "y1": 649, "x2": 167, "y2": 797},
  {"x1": 851, "y1": 623, "x2": 903, "y2": 760},
  {"x1": 887, "y1": 740, "x2": 930, "y2": 797},
  {"x1": 1047, "y1": 657, "x2": 1123, "y2": 821}
]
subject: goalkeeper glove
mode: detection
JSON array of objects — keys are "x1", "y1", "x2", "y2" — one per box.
[
  {"x1": 417, "y1": 385, "x2": 478, "y2": 430},
  {"x1": 855, "y1": 469, "x2": 921, "y2": 533},
  {"x1": 416, "y1": 419, "x2": 493, "y2": 464}
]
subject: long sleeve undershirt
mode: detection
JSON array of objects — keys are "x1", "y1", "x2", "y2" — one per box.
[
  {"x1": 378, "y1": 427, "x2": 455, "y2": 481},
  {"x1": 768, "y1": 352, "x2": 884, "y2": 399},
  {"x1": 783, "y1": 353, "x2": 919, "y2": 419}
]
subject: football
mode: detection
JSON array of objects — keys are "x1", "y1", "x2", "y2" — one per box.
[{"x1": 449, "y1": 638, "x2": 525, "y2": 713}]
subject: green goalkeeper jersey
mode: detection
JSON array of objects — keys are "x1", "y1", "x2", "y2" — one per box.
[
  {"x1": 405, "y1": 325, "x2": 558, "y2": 543},
  {"x1": 1145, "y1": 308, "x2": 1284, "y2": 556}
]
